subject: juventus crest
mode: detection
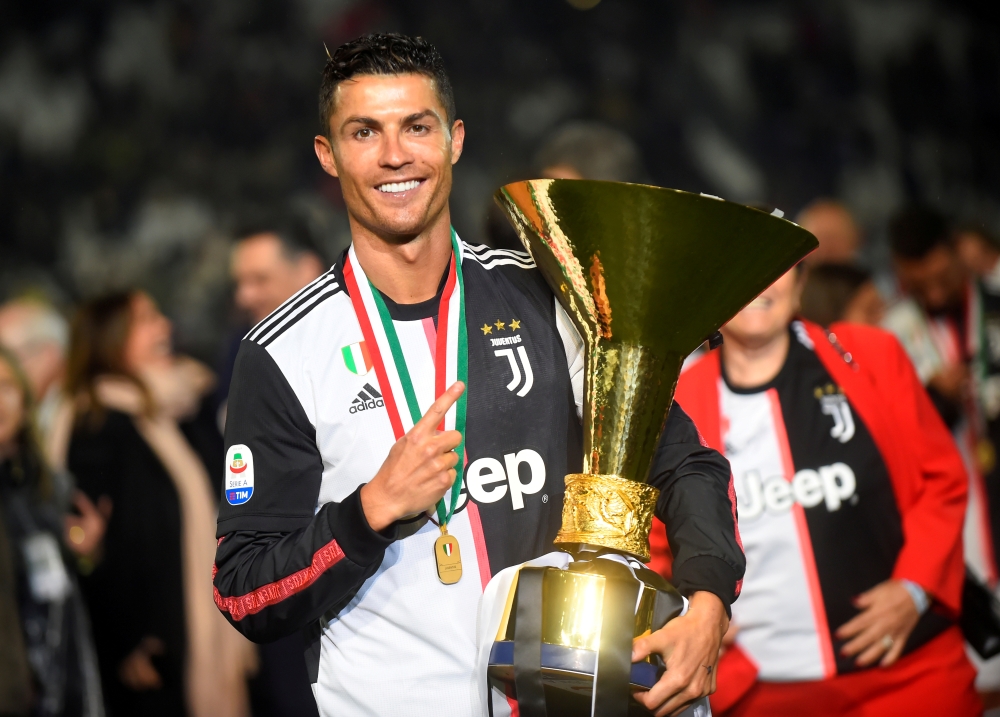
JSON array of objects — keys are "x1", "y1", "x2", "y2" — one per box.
[{"x1": 815, "y1": 384, "x2": 855, "y2": 443}]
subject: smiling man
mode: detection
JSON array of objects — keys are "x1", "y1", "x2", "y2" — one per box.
[{"x1": 211, "y1": 33, "x2": 744, "y2": 717}]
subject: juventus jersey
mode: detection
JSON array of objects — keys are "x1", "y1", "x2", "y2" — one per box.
[
  {"x1": 212, "y1": 239, "x2": 743, "y2": 716},
  {"x1": 721, "y1": 324, "x2": 949, "y2": 681}
]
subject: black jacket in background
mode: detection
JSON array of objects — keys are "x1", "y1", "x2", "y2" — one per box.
[{"x1": 68, "y1": 398, "x2": 222, "y2": 717}]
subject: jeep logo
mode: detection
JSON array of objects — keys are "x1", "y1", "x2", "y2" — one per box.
[
  {"x1": 738, "y1": 462, "x2": 857, "y2": 520},
  {"x1": 466, "y1": 449, "x2": 546, "y2": 510}
]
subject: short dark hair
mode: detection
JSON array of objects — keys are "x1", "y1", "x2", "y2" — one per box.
[
  {"x1": 889, "y1": 206, "x2": 950, "y2": 260},
  {"x1": 235, "y1": 214, "x2": 325, "y2": 264},
  {"x1": 319, "y1": 33, "x2": 456, "y2": 136}
]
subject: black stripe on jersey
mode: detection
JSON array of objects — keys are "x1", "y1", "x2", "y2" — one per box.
[
  {"x1": 246, "y1": 270, "x2": 338, "y2": 342},
  {"x1": 257, "y1": 283, "x2": 343, "y2": 348},
  {"x1": 247, "y1": 271, "x2": 338, "y2": 342}
]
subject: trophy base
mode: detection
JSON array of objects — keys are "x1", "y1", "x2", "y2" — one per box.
[
  {"x1": 487, "y1": 640, "x2": 663, "y2": 694},
  {"x1": 487, "y1": 641, "x2": 712, "y2": 717},
  {"x1": 488, "y1": 555, "x2": 686, "y2": 716}
]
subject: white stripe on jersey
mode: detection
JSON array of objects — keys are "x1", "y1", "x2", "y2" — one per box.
[
  {"x1": 464, "y1": 243, "x2": 535, "y2": 270},
  {"x1": 721, "y1": 380, "x2": 833, "y2": 681}
]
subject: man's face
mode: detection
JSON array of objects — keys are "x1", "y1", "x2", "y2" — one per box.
[
  {"x1": 232, "y1": 235, "x2": 323, "y2": 324},
  {"x1": 894, "y1": 245, "x2": 967, "y2": 314},
  {"x1": 314, "y1": 73, "x2": 464, "y2": 240}
]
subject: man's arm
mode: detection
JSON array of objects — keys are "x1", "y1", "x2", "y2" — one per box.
[
  {"x1": 213, "y1": 340, "x2": 463, "y2": 643},
  {"x1": 632, "y1": 402, "x2": 744, "y2": 716},
  {"x1": 214, "y1": 495, "x2": 397, "y2": 642},
  {"x1": 212, "y1": 341, "x2": 395, "y2": 642},
  {"x1": 648, "y1": 403, "x2": 744, "y2": 612}
]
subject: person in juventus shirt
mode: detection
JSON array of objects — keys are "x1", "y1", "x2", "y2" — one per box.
[
  {"x1": 653, "y1": 265, "x2": 981, "y2": 715},
  {"x1": 211, "y1": 33, "x2": 744, "y2": 717}
]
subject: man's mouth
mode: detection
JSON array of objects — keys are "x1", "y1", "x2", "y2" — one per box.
[
  {"x1": 377, "y1": 179, "x2": 422, "y2": 193},
  {"x1": 746, "y1": 296, "x2": 773, "y2": 310}
]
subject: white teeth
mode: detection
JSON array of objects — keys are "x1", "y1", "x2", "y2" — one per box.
[{"x1": 378, "y1": 180, "x2": 420, "y2": 193}]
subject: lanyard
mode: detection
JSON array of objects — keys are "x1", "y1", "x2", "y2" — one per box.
[{"x1": 343, "y1": 229, "x2": 468, "y2": 529}]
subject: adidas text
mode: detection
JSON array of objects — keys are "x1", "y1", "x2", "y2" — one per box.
[{"x1": 349, "y1": 384, "x2": 385, "y2": 414}]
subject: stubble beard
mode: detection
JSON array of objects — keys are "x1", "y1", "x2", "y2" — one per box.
[{"x1": 349, "y1": 173, "x2": 452, "y2": 246}]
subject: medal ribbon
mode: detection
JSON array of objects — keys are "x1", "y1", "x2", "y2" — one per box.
[{"x1": 342, "y1": 229, "x2": 468, "y2": 529}]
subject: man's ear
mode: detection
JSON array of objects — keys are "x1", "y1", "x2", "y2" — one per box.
[
  {"x1": 450, "y1": 119, "x2": 465, "y2": 165},
  {"x1": 314, "y1": 135, "x2": 339, "y2": 178}
]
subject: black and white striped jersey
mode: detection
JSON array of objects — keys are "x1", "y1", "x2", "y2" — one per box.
[
  {"x1": 212, "y1": 238, "x2": 743, "y2": 716},
  {"x1": 720, "y1": 327, "x2": 950, "y2": 680}
]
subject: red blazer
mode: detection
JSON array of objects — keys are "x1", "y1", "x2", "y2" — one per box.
[{"x1": 650, "y1": 319, "x2": 967, "y2": 614}]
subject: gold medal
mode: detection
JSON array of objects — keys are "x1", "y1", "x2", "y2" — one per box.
[{"x1": 434, "y1": 526, "x2": 462, "y2": 584}]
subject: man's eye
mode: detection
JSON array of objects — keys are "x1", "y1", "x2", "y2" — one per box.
[
  {"x1": 356, "y1": 128, "x2": 373, "y2": 139},
  {"x1": 410, "y1": 125, "x2": 428, "y2": 134}
]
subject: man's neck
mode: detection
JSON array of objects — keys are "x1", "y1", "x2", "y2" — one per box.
[
  {"x1": 721, "y1": 327, "x2": 790, "y2": 389},
  {"x1": 350, "y1": 212, "x2": 454, "y2": 305}
]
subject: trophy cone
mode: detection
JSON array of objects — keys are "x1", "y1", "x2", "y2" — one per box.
[
  {"x1": 496, "y1": 179, "x2": 817, "y2": 561},
  {"x1": 487, "y1": 180, "x2": 817, "y2": 713}
]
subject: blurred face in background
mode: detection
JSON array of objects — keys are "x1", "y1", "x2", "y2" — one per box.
[
  {"x1": 954, "y1": 229, "x2": 1000, "y2": 279},
  {"x1": 232, "y1": 234, "x2": 324, "y2": 324},
  {"x1": 797, "y1": 201, "x2": 861, "y2": 265},
  {"x1": 722, "y1": 268, "x2": 803, "y2": 349},
  {"x1": 540, "y1": 164, "x2": 583, "y2": 180},
  {"x1": 314, "y1": 73, "x2": 465, "y2": 240},
  {"x1": 0, "y1": 302, "x2": 66, "y2": 400},
  {"x1": 0, "y1": 357, "x2": 25, "y2": 452},
  {"x1": 123, "y1": 292, "x2": 172, "y2": 373},
  {"x1": 894, "y1": 246, "x2": 967, "y2": 314}
]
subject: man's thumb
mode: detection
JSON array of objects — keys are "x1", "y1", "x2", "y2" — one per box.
[{"x1": 632, "y1": 635, "x2": 652, "y2": 662}]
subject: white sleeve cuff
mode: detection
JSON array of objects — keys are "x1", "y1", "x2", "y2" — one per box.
[{"x1": 900, "y1": 579, "x2": 930, "y2": 615}]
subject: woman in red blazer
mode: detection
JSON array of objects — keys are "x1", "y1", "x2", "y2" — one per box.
[{"x1": 649, "y1": 267, "x2": 981, "y2": 716}]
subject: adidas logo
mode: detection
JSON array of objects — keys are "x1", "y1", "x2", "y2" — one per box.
[{"x1": 349, "y1": 383, "x2": 385, "y2": 414}]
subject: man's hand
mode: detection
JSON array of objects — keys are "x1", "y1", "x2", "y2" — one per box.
[
  {"x1": 361, "y1": 381, "x2": 465, "y2": 532},
  {"x1": 631, "y1": 591, "x2": 728, "y2": 717},
  {"x1": 836, "y1": 579, "x2": 920, "y2": 667}
]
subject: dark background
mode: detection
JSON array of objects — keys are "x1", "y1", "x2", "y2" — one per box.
[{"x1": 2, "y1": 0, "x2": 999, "y2": 360}]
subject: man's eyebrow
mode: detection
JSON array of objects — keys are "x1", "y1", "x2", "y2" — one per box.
[
  {"x1": 402, "y1": 109, "x2": 441, "y2": 124},
  {"x1": 340, "y1": 115, "x2": 381, "y2": 131}
]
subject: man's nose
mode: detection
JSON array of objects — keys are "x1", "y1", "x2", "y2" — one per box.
[{"x1": 379, "y1": 131, "x2": 413, "y2": 169}]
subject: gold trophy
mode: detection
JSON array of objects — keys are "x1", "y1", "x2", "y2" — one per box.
[{"x1": 486, "y1": 180, "x2": 817, "y2": 716}]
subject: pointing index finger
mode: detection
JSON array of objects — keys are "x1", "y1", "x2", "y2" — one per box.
[{"x1": 412, "y1": 381, "x2": 465, "y2": 436}]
